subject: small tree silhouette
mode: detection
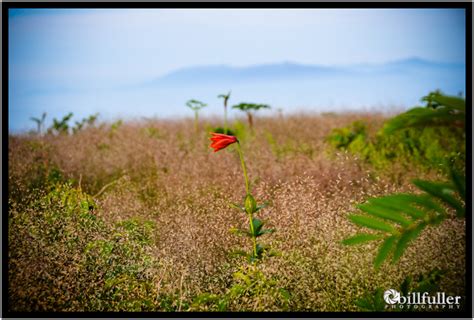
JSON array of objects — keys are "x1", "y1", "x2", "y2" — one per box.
[
  {"x1": 421, "y1": 89, "x2": 443, "y2": 109},
  {"x1": 186, "y1": 99, "x2": 207, "y2": 132},
  {"x1": 30, "y1": 112, "x2": 47, "y2": 135},
  {"x1": 232, "y1": 103, "x2": 270, "y2": 131},
  {"x1": 72, "y1": 113, "x2": 99, "y2": 134},
  {"x1": 217, "y1": 91, "x2": 231, "y2": 134},
  {"x1": 48, "y1": 112, "x2": 73, "y2": 135}
]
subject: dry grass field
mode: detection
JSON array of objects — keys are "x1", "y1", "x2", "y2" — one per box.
[{"x1": 8, "y1": 113, "x2": 465, "y2": 312}]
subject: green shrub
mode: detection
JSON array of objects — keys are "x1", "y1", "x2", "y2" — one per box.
[
  {"x1": 326, "y1": 121, "x2": 464, "y2": 173},
  {"x1": 8, "y1": 182, "x2": 160, "y2": 311},
  {"x1": 191, "y1": 264, "x2": 290, "y2": 311},
  {"x1": 327, "y1": 120, "x2": 367, "y2": 150}
]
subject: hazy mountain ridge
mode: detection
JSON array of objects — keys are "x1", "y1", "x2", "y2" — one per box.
[{"x1": 147, "y1": 58, "x2": 465, "y2": 86}]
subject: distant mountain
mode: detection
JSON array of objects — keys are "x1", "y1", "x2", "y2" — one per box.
[
  {"x1": 146, "y1": 62, "x2": 343, "y2": 86},
  {"x1": 10, "y1": 58, "x2": 465, "y2": 133},
  {"x1": 145, "y1": 58, "x2": 464, "y2": 87}
]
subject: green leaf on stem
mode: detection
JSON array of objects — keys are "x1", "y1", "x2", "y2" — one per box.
[
  {"x1": 348, "y1": 214, "x2": 397, "y2": 233},
  {"x1": 251, "y1": 218, "x2": 264, "y2": 235},
  {"x1": 245, "y1": 194, "x2": 257, "y2": 214},
  {"x1": 357, "y1": 203, "x2": 412, "y2": 227},
  {"x1": 229, "y1": 203, "x2": 245, "y2": 212},
  {"x1": 374, "y1": 236, "x2": 397, "y2": 269},
  {"x1": 367, "y1": 194, "x2": 429, "y2": 219},
  {"x1": 412, "y1": 179, "x2": 464, "y2": 217},
  {"x1": 255, "y1": 202, "x2": 269, "y2": 212},
  {"x1": 392, "y1": 222, "x2": 427, "y2": 263}
]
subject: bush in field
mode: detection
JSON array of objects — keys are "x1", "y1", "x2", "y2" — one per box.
[
  {"x1": 8, "y1": 181, "x2": 160, "y2": 311},
  {"x1": 326, "y1": 94, "x2": 465, "y2": 173},
  {"x1": 326, "y1": 120, "x2": 367, "y2": 150},
  {"x1": 191, "y1": 264, "x2": 290, "y2": 311}
]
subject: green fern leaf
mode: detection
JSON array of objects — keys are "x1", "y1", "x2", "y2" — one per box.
[
  {"x1": 368, "y1": 194, "x2": 428, "y2": 219},
  {"x1": 374, "y1": 236, "x2": 397, "y2": 269},
  {"x1": 413, "y1": 179, "x2": 464, "y2": 217},
  {"x1": 348, "y1": 215, "x2": 397, "y2": 233},
  {"x1": 392, "y1": 222, "x2": 427, "y2": 263},
  {"x1": 357, "y1": 203, "x2": 412, "y2": 227}
]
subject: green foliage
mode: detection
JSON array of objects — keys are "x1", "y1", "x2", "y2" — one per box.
[
  {"x1": 355, "y1": 288, "x2": 386, "y2": 312},
  {"x1": 19, "y1": 159, "x2": 66, "y2": 198},
  {"x1": 48, "y1": 112, "x2": 74, "y2": 135},
  {"x1": 232, "y1": 102, "x2": 270, "y2": 130},
  {"x1": 232, "y1": 102, "x2": 271, "y2": 112},
  {"x1": 186, "y1": 99, "x2": 207, "y2": 132},
  {"x1": 208, "y1": 126, "x2": 236, "y2": 136},
  {"x1": 9, "y1": 182, "x2": 160, "y2": 311},
  {"x1": 73, "y1": 113, "x2": 99, "y2": 134},
  {"x1": 327, "y1": 120, "x2": 367, "y2": 149},
  {"x1": 386, "y1": 91, "x2": 465, "y2": 134},
  {"x1": 43, "y1": 181, "x2": 96, "y2": 217},
  {"x1": 342, "y1": 92, "x2": 466, "y2": 269},
  {"x1": 328, "y1": 123, "x2": 464, "y2": 172},
  {"x1": 231, "y1": 120, "x2": 248, "y2": 141},
  {"x1": 412, "y1": 178, "x2": 465, "y2": 217},
  {"x1": 343, "y1": 170, "x2": 464, "y2": 268},
  {"x1": 230, "y1": 195, "x2": 275, "y2": 263},
  {"x1": 326, "y1": 92, "x2": 465, "y2": 173},
  {"x1": 421, "y1": 89, "x2": 443, "y2": 109},
  {"x1": 46, "y1": 112, "x2": 99, "y2": 135},
  {"x1": 109, "y1": 119, "x2": 123, "y2": 137},
  {"x1": 186, "y1": 99, "x2": 207, "y2": 111},
  {"x1": 217, "y1": 91, "x2": 231, "y2": 104},
  {"x1": 191, "y1": 265, "x2": 290, "y2": 311}
]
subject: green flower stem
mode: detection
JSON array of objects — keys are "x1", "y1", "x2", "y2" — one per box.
[
  {"x1": 247, "y1": 212, "x2": 258, "y2": 260},
  {"x1": 236, "y1": 142, "x2": 257, "y2": 260},
  {"x1": 236, "y1": 142, "x2": 249, "y2": 195}
]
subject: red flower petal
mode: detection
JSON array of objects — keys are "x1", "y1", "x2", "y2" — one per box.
[{"x1": 209, "y1": 132, "x2": 238, "y2": 152}]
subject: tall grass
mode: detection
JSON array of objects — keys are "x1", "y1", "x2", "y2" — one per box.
[{"x1": 8, "y1": 114, "x2": 465, "y2": 311}]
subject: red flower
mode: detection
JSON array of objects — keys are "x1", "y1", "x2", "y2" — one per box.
[{"x1": 210, "y1": 132, "x2": 238, "y2": 152}]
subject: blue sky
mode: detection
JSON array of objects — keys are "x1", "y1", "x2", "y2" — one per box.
[{"x1": 9, "y1": 9, "x2": 466, "y2": 131}]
